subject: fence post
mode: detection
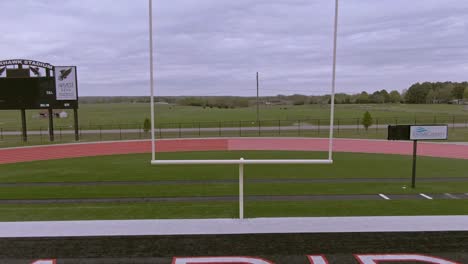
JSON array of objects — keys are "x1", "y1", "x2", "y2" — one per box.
[
  {"x1": 99, "y1": 126, "x2": 102, "y2": 141},
  {"x1": 198, "y1": 123, "x2": 201, "y2": 137},
  {"x1": 0, "y1": 128, "x2": 3, "y2": 141},
  {"x1": 376, "y1": 118, "x2": 379, "y2": 133},
  {"x1": 433, "y1": 115, "x2": 437, "y2": 124},
  {"x1": 278, "y1": 120, "x2": 281, "y2": 136},
  {"x1": 39, "y1": 127, "x2": 43, "y2": 143},
  {"x1": 219, "y1": 122, "x2": 222, "y2": 137},
  {"x1": 356, "y1": 118, "x2": 359, "y2": 133},
  {"x1": 337, "y1": 119, "x2": 340, "y2": 134},
  {"x1": 298, "y1": 120, "x2": 301, "y2": 136},
  {"x1": 317, "y1": 119, "x2": 321, "y2": 135},
  {"x1": 395, "y1": 117, "x2": 398, "y2": 125},
  {"x1": 258, "y1": 121, "x2": 261, "y2": 136},
  {"x1": 139, "y1": 125, "x2": 142, "y2": 139},
  {"x1": 452, "y1": 116, "x2": 455, "y2": 130},
  {"x1": 414, "y1": 117, "x2": 417, "y2": 125},
  {"x1": 239, "y1": 121, "x2": 242, "y2": 137},
  {"x1": 119, "y1": 125, "x2": 122, "y2": 140},
  {"x1": 59, "y1": 127, "x2": 62, "y2": 141},
  {"x1": 179, "y1": 123, "x2": 182, "y2": 138}
]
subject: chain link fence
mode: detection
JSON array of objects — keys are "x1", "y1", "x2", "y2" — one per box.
[{"x1": 1, "y1": 115, "x2": 468, "y2": 147}]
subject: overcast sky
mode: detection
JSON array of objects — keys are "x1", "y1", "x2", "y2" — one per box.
[{"x1": 1, "y1": 0, "x2": 467, "y2": 96}]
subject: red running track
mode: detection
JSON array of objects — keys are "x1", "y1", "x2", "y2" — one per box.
[{"x1": 0, "y1": 138, "x2": 467, "y2": 165}]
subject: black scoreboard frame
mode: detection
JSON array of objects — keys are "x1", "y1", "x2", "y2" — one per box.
[{"x1": 0, "y1": 59, "x2": 79, "y2": 142}]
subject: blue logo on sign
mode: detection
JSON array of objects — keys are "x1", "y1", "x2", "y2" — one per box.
[{"x1": 416, "y1": 127, "x2": 428, "y2": 133}]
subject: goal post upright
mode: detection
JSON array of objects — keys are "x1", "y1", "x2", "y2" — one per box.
[
  {"x1": 328, "y1": 0, "x2": 339, "y2": 161},
  {"x1": 149, "y1": 0, "x2": 156, "y2": 161}
]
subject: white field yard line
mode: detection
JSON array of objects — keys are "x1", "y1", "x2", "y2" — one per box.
[
  {"x1": 378, "y1": 194, "x2": 390, "y2": 200},
  {"x1": 419, "y1": 193, "x2": 433, "y2": 200},
  {"x1": 444, "y1": 193, "x2": 459, "y2": 199}
]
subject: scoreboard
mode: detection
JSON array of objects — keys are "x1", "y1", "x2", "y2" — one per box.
[
  {"x1": 0, "y1": 77, "x2": 77, "y2": 110},
  {"x1": 0, "y1": 59, "x2": 80, "y2": 142},
  {"x1": 0, "y1": 60, "x2": 78, "y2": 110}
]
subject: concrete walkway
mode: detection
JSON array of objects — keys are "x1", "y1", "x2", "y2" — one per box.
[{"x1": 1, "y1": 215, "x2": 467, "y2": 237}]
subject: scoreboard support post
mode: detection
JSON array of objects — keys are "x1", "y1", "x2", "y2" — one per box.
[
  {"x1": 73, "y1": 108, "x2": 79, "y2": 141},
  {"x1": 21, "y1": 109, "x2": 27, "y2": 142},
  {"x1": 48, "y1": 108, "x2": 54, "y2": 142},
  {"x1": 411, "y1": 140, "x2": 417, "y2": 189}
]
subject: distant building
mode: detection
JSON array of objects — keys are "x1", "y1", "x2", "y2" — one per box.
[{"x1": 449, "y1": 99, "x2": 463, "y2": 105}]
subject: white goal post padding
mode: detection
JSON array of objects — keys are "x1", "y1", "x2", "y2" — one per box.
[{"x1": 149, "y1": 0, "x2": 340, "y2": 166}]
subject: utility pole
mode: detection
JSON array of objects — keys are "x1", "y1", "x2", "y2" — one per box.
[{"x1": 256, "y1": 72, "x2": 259, "y2": 125}]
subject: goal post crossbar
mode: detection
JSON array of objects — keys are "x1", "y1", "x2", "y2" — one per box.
[{"x1": 151, "y1": 159, "x2": 333, "y2": 165}]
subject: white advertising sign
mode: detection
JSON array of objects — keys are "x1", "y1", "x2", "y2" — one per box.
[
  {"x1": 410, "y1": 125, "x2": 448, "y2": 140},
  {"x1": 54, "y1": 66, "x2": 77, "y2": 100}
]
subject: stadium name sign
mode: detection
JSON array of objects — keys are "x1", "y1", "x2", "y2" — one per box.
[
  {"x1": 0, "y1": 59, "x2": 54, "y2": 70},
  {"x1": 32, "y1": 254, "x2": 461, "y2": 264}
]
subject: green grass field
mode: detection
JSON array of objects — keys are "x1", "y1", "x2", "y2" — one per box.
[
  {"x1": 1, "y1": 103, "x2": 467, "y2": 130},
  {"x1": 1, "y1": 200, "x2": 468, "y2": 222},
  {"x1": 0, "y1": 151, "x2": 466, "y2": 221}
]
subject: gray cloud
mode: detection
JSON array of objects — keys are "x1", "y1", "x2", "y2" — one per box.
[{"x1": 1, "y1": 0, "x2": 467, "y2": 96}]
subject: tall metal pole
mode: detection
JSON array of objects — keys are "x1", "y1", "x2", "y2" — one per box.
[
  {"x1": 149, "y1": 0, "x2": 156, "y2": 161},
  {"x1": 256, "y1": 72, "x2": 260, "y2": 134},
  {"x1": 328, "y1": 0, "x2": 339, "y2": 161}
]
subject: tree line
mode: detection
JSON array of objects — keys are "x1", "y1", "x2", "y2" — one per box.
[
  {"x1": 78, "y1": 82, "x2": 468, "y2": 108},
  {"x1": 404, "y1": 82, "x2": 467, "y2": 104}
]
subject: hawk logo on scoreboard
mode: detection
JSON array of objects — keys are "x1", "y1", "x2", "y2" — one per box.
[
  {"x1": 59, "y1": 68, "x2": 72, "y2": 81},
  {"x1": 30, "y1": 67, "x2": 41, "y2": 76},
  {"x1": 0, "y1": 67, "x2": 6, "y2": 77}
]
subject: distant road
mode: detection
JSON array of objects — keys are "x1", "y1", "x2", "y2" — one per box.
[{"x1": 1, "y1": 123, "x2": 467, "y2": 135}]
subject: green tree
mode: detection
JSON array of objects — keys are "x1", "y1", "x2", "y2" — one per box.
[
  {"x1": 405, "y1": 82, "x2": 432, "y2": 104},
  {"x1": 356, "y1": 92, "x2": 369, "y2": 104},
  {"x1": 370, "y1": 91, "x2": 385, "y2": 104},
  {"x1": 464, "y1": 87, "x2": 468, "y2": 100},
  {"x1": 143, "y1": 118, "x2": 151, "y2": 133},
  {"x1": 452, "y1": 85, "x2": 466, "y2": 100},
  {"x1": 425, "y1": 89, "x2": 438, "y2": 104},
  {"x1": 362, "y1": 111, "x2": 373, "y2": 131},
  {"x1": 438, "y1": 84, "x2": 454, "y2": 102},
  {"x1": 380, "y1": 89, "x2": 390, "y2": 103},
  {"x1": 389, "y1": 90, "x2": 401, "y2": 103}
]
